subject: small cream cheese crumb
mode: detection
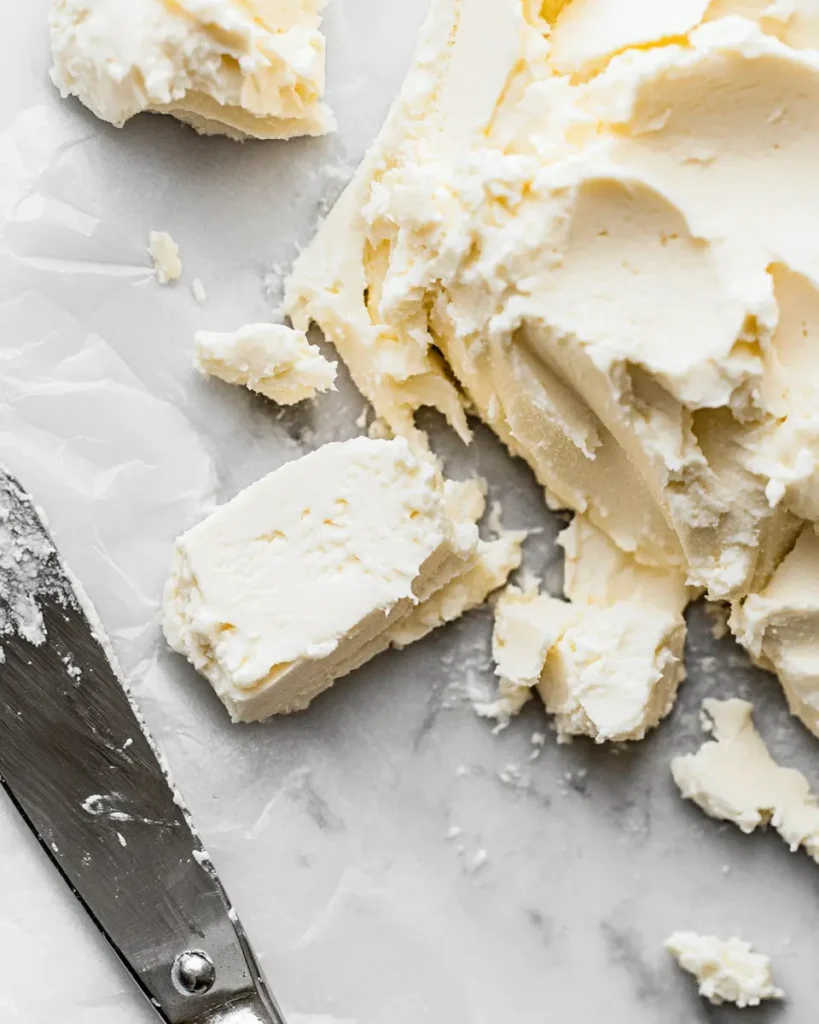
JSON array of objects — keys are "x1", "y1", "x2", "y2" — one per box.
[
  {"x1": 194, "y1": 323, "x2": 337, "y2": 405},
  {"x1": 191, "y1": 278, "x2": 207, "y2": 304},
  {"x1": 148, "y1": 231, "x2": 182, "y2": 285},
  {"x1": 665, "y1": 932, "x2": 783, "y2": 1007},
  {"x1": 49, "y1": 0, "x2": 334, "y2": 140},
  {"x1": 672, "y1": 698, "x2": 819, "y2": 863},
  {"x1": 490, "y1": 516, "x2": 687, "y2": 742},
  {"x1": 163, "y1": 437, "x2": 517, "y2": 722}
]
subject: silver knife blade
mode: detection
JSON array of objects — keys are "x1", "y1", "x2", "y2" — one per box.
[{"x1": 0, "y1": 469, "x2": 286, "y2": 1024}]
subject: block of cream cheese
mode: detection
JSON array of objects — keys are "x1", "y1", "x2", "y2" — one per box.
[
  {"x1": 195, "y1": 323, "x2": 337, "y2": 405},
  {"x1": 672, "y1": 698, "x2": 819, "y2": 863},
  {"x1": 665, "y1": 932, "x2": 783, "y2": 1008},
  {"x1": 491, "y1": 515, "x2": 687, "y2": 742},
  {"x1": 163, "y1": 437, "x2": 519, "y2": 721},
  {"x1": 284, "y1": 0, "x2": 819, "y2": 723},
  {"x1": 50, "y1": 0, "x2": 334, "y2": 139}
]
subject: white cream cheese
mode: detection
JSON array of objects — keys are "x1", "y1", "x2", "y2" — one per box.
[
  {"x1": 163, "y1": 438, "x2": 518, "y2": 721},
  {"x1": 284, "y1": 0, "x2": 819, "y2": 727},
  {"x1": 194, "y1": 322, "x2": 336, "y2": 405},
  {"x1": 732, "y1": 525, "x2": 819, "y2": 737},
  {"x1": 491, "y1": 515, "x2": 687, "y2": 742},
  {"x1": 672, "y1": 698, "x2": 819, "y2": 862},
  {"x1": 388, "y1": 535, "x2": 523, "y2": 649},
  {"x1": 665, "y1": 932, "x2": 783, "y2": 1007},
  {"x1": 148, "y1": 230, "x2": 182, "y2": 285},
  {"x1": 50, "y1": 0, "x2": 334, "y2": 140}
]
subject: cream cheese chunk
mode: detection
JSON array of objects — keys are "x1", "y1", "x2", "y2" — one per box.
[
  {"x1": 490, "y1": 515, "x2": 688, "y2": 742},
  {"x1": 163, "y1": 438, "x2": 518, "y2": 721},
  {"x1": 732, "y1": 525, "x2": 819, "y2": 737},
  {"x1": 195, "y1": 323, "x2": 337, "y2": 405},
  {"x1": 665, "y1": 932, "x2": 783, "y2": 1008},
  {"x1": 284, "y1": 0, "x2": 819, "y2": 724},
  {"x1": 148, "y1": 230, "x2": 182, "y2": 284},
  {"x1": 672, "y1": 698, "x2": 819, "y2": 863},
  {"x1": 50, "y1": 0, "x2": 334, "y2": 140}
]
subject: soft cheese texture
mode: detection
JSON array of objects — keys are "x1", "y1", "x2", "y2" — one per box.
[
  {"x1": 195, "y1": 323, "x2": 337, "y2": 404},
  {"x1": 732, "y1": 525, "x2": 819, "y2": 736},
  {"x1": 284, "y1": 0, "x2": 819, "y2": 731},
  {"x1": 163, "y1": 438, "x2": 519, "y2": 721},
  {"x1": 491, "y1": 516, "x2": 687, "y2": 742},
  {"x1": 50, "y1": 0, "x2": 333, "y2": 140},
  {"x1": 149, "y1": 230, "x2": 182, "y2": 284},
  {"x1": 665, "y1": 932, "x2": 783, "y2": 1007},
  {"x1": 672, "y1": 698, "x2": 819, "y2": 862}
]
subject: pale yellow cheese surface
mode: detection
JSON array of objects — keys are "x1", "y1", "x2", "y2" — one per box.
[{"x1": 285, "y1": 0, "x2": 819, "y2": 737}]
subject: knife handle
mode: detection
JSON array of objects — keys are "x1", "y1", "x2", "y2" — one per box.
[
  {"x1": 201, "y1": 996, "x2": 285, "y2": 1023},
  {"x1": 165, "y1": 947, "x2": 286, "y2": 1023}
]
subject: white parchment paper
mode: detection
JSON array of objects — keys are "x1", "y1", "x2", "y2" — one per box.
[{"x1": 0, "y1": 3, "x2": 816, "y2": 1023}]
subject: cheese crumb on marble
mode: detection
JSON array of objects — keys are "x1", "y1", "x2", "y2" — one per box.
[
  {"x1": 191, "y1": 278, "x2": 208, "y2": 304},
  {"x1": 49, "y1": 0, "x2": 334, "y2": 140},
  {"x1": 163, "y1": 438, "x2": 518, "y2": 722},
  {"x1": 148, "y1": 230, "x2": 182, "y2": 285},
  {"x1": 194, "y1": 323, "x2": 337, "y2": 405},
  {"x1": 489, "y1": 515, "x2": 687, "y2": 742},
  {"x1": 665, "y1": 932, "x2": 783, "y2": 1007},
  {"x1": 672, "y1": 698, "x2": 819, "y2": 863}
]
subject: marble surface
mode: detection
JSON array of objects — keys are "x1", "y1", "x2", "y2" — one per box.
[{"x1": 0, "y1": 2, "x2": 816, "y2": 1021}]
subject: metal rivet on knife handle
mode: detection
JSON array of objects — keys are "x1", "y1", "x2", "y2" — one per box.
[{"x1": 173, "y1": 950, "x2": 217, "y2": 995}]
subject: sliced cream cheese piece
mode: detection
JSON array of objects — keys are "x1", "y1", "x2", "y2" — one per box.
[
  {"x1": 490, "y1": 515, "x2": 687, "y2": 742},
  {"x1": 49, "y1": 0, "x2": 334, "y2": 140},
  {"x1": 539, "y1": 595, "x2": 685, "y2": 743},
  {"x1": 195, "y1": 322, "x2": 337, "y2": 405},
  {"x1": 671, "y1": 697, "x2": 819, "y2": 862},
  {"x1": 665, "y1": 932, "x2": 783, "y2": 1007},
  {"x1": 162, "y1": 437, "x2": 519, "y2": 722}
]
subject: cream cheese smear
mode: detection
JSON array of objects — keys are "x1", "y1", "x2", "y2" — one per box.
[{"x1": 284, "y1": 0, "x2": 819, "y2": 740}]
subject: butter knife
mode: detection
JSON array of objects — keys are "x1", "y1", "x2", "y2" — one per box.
[{"x1": 0, "y1": 469, "x2": 286, "y2": 1024}]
